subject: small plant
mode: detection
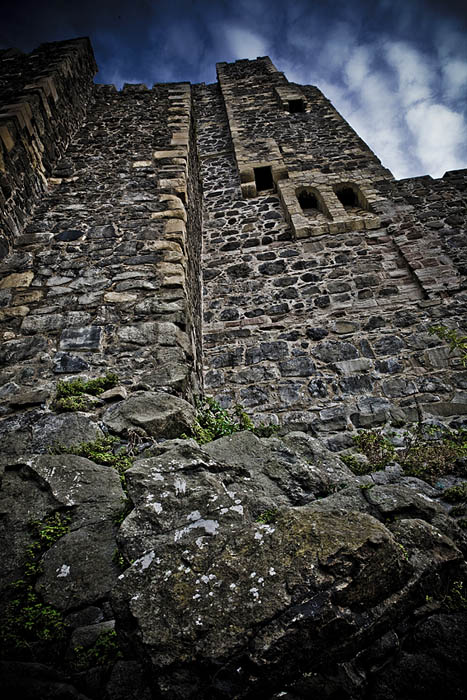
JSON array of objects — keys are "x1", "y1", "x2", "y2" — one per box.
[
  {"x1": 443, "y1": 482, "x2": 467, "y2": 503},
  {"x1": 0, "y1": 512, "x2": 71, "y2": 655},
  {"x1": 54, "y1": 373, "x2": 118, "y2": 412},
  {"x1": 352, "y1": 429, "x2": 395, "y2": 471},
  {"x1": 341, "y1": 453, "x2": 372, "y2": 475},
  {"x1": 256, "y1": 508, "x2": 278, "y2": 524},
  {"x1": 112, "y1": 548, "x2": 130, "y2": 571},
  {"x1": 443, "y1": 579, "x2": 467, "y2": 611},
  {"x1": 184, "y1": 396, "x2": 278, "y2": 445},
  {"x1": 50, "y1": 436, "x2": 133, "y2": 485},
  {"x1": 400, "y1": 425, "x2": 467, "y2": 483},
  {"x1": 429, "y1": 326, "x2": 467, "y2": 366},
  {"x1": 72, "y1": 629, "x2": 122, "y2": 670}
]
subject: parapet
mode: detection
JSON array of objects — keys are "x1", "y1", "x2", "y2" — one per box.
[{"x1": 0, "y1": 37, "x2": 97, "y2": 259}]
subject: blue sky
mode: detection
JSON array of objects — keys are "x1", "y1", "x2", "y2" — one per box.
[{"x1": 2, "y1": 0, "x2": 467, "y2": 179}]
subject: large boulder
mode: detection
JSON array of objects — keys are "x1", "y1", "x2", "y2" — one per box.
[
  {"x1": 102, "y1": 391, "x2": 195, "y2": 438},
  {"x1": 111, "y1": 432, "x2": 463, "y2": 698}
]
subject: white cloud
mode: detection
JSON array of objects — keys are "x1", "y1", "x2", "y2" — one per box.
[
  {"x1": 406, "y1": 102, "x2": 466, "y2": 176},
  {"x1": 442, "y1": 59, "x2": 467, "y2": 100},
  {"x1": 225, "y1": 26, "x2": 268, "y2": 60},
  {"x1": 385, "y1": 41, "x2": 434, "y2": 107}
]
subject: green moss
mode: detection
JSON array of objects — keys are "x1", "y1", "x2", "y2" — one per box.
[
  {"x1": 443, "y1": 482, "x2": 467, "y2": 503},
  {"x1": 184, "y1": 396, "x2": 278, "y2": 445},
  {"x1": 56, "y1": 373, "x2": 119, "y2": 398},
  {"x1": 54, "y1": 395, "x2": 99, "y2": 412},
  {"x1": 0, "y1": 512, "x2": 71, "y2": 655},
  {"x1": 53, "y1": 373, "x2": 119, "y2": 412},
  {"x1": 255, "y1": 508, "x2": 278, "y2": 524}
]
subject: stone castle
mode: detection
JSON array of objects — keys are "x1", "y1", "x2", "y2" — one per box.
[{"x1": 0, "y1": 37, "x2": 466, "y2": 700}]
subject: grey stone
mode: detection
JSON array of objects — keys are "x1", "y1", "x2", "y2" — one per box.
[
  {"x1": 30, "y1": 454, "x2": 125, "y2": 526},
  {"x1": 279, "y1": 356, "x2": 315, "y2": 376},
  {"x1": 54, "y1": 229, "x2": 84, "y2": 242},
  {"x1": 102, "y1": 391, "x2": 195, "y2": 438},
  {"x1": 60, "y1": 326, "x2": 103, "y2": 351},
  {"x1": 313, "y1": 341, "x2": 359, "y2": 363},
  {"x1": 373, "y1": 335, "x2": 405, "y2": 356},
  {"x1": 37, "y1": 519, "x2": 118, "y2": 611},
  {"x1": 0, "y1": 411, "x2": 103, "y2": 455},
  {"x1": 53, "y1": 352, "x2": 90, "y2": 373}
]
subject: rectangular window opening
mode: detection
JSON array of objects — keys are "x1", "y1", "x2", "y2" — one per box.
[
  {"x1": 288, "y1": 99, "x2": 305, "y2": 113},
  {"x1": 254, "y1": 166, "x2": 274, "y2": 192}
]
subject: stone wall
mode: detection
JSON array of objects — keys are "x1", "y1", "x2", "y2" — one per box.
[
  {"x1": 197, "y1": 57, "x2": 467, "y2": 445},
  {"x1": 0, "y1": 77, "x2": 203, "y2": 424}
]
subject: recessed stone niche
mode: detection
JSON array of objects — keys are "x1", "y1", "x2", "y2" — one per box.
[{"x1": 278, "y1": 174, "x2": 382, "y2": 239}]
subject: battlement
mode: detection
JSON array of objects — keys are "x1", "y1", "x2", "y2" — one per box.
[{"x1": 0, "y1": 37, "x2": 97, "y2": 257}]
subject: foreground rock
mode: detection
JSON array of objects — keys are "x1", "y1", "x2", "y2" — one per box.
[
  {"x1": 112, "y1": 432, "x2": 466, "y2": 699},
  {"x1": 1, "y1": 428, "x2": 466, "y2": 699}
]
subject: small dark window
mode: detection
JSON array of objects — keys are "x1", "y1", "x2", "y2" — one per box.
[
  {"x1": 298, "y1": 190, "x2": 319, "y2": 212},
  {"x1": 335, "y1": 186, "x2": 358, "y2": 208},
  {"x1": 254, "y1": 166, "x2": 274, "y2": 192},
  {"x1": 288, "y1": 99, "x2": 305, "y2": 113}
]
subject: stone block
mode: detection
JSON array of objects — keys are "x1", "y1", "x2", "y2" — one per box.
[
  {"x1": 60, "y1": 326, "x2": 102, "y2": 351},
  {"x1": 0, "y1": 271, "x2": 34, "y2": 288}
]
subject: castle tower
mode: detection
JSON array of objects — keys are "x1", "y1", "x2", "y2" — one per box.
[
  {"x1": 196, "y1": 57, "x2": 467, "y2": 442},
  {"x1": 0, "y1": 38, "x2": 466, "y2": 700}
]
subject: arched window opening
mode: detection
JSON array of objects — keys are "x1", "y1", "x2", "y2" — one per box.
[
  {"x1": 288, "y1": 99, "x2": 305, "y2": 113},
  {"x1": 298, "y1": 189, "x2": 319, "y2": 212},
  {"x1": 296, "y1": 186, "x2": 330, "y2": 221},
  {"x1": 254, "y1": 166, "x2": 274, "y2": 192},
  {"x1": 335, "y1": 186, "x2": 358, "y2": 208}
]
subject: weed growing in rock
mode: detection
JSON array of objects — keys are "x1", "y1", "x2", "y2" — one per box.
[
  {"x1": 429, "y1": 325, "x2": 467, "y2": 366},
  {"x1": 112, "y1": 548, "x2": 130, "y2": 571},
  {"x1": 343, "y1": 425, "x2": 467, "y2": 483},
  {"x1": 0, "y1": 512, "x2": 71, "y2": 656},
  {"x1": 53, "y1": 373, "x2": 118, "y2": 412},
  {"x1": 185, "y1": 396, "x2": 278, "y2": 445},
  {"x1": 400, "y1": 426, "x2": 467, "y2": 483},
  {"x1": 72, "y1": 629, "x2": 122, "y2": 670},
  {"x1": 113, "y1": 498, "x2": 133, "y2": 525},
  {"x1": 342, "y1": 429, "x2": 395, "y2": 474},
  {"x1": 341, "y1": 454, "x2": 372, "y2": 475},
  {"x1": 443, "y1": 579, "x2": 467, "y2": 611},
  {"x1": 255, "y1": 508, "x2": 279, "y2": 524}
]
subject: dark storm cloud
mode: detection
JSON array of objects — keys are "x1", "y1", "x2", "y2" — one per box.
[{"x1": 1, "y1": 0, "x2": 466, "y2": 178}]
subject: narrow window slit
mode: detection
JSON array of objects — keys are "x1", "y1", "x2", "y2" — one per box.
[{"x1": 254, "y1": 166, "x2": 274, "y2": 192}]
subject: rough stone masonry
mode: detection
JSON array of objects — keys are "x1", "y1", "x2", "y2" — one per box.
[{"x1": 0, "y1": 37, "x2": 466, "y2": 699}]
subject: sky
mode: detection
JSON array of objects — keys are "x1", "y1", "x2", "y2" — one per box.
[{"x1": 1, "y1": 0, "x2": 467, "y2": 180}]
